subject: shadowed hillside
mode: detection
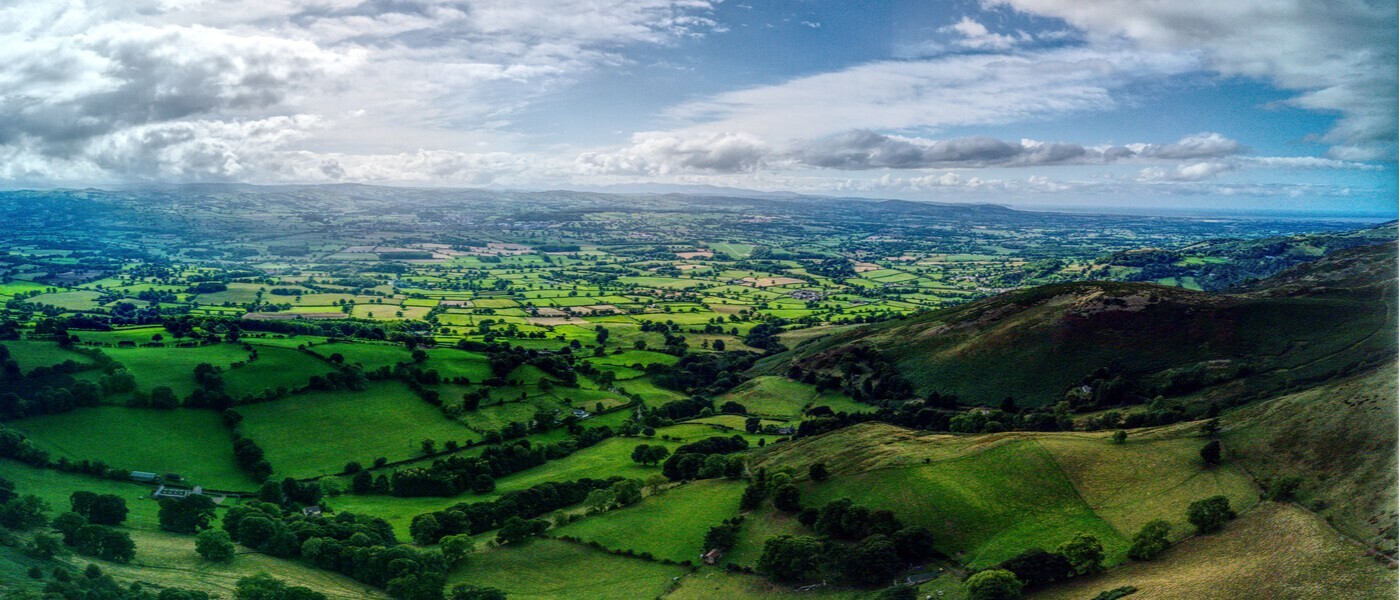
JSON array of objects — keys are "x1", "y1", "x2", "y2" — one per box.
[{"x1": 755, "y1": 242, "x2": 1396, "y2": 408}]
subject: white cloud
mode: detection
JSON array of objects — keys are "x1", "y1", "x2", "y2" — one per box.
[
  {"x1": 576, "y1": 131, "x2": 771, "y2": 175},
  {"x1": 1137, "y1": 161, "x2": 1235, "y2": 182},
  {"x1": 940, "y1": 17, "x2": 1026, "y2": 50},
  {"x1": 660, "y1": 45, "x2": 1198, "y2": 140},
  {"x1": 991, "y1": 0, "x2": 1398, "y2": 160}
]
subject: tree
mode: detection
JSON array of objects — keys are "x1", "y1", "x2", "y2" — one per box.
[
  {"x1": 25, "y1": 533, "x2": 63, "y2": 560},
  {"x1": 1111, "y1": 430, "x2": 1127, "y2": 444},
  {"x1": 584, "y1": 489, "x2": 616, "y2": 515},
  {"x1": 159, "y1": 494, "x2": 218, "y2": 534},
  {"x1": 0, "y1": 495, "x2": 48, "y2": 530},
  {"x1": 496, "y1": 516, "x2": 547, "y2": 545},
  {"x1": 235, "y1": 573, "x2": 328, "y2": 600},
  {"x1": 611, "y1": 479, "x2": 644, "y2": 507},
  {"x1": 756, "y1": 535, "x2": 824, "y2": 582},
  {"x1": 1056, "y1": 533, "x2": 1104, "y2": 576},
  {"x1": 421, "y1": 439, "x2": 437, "y2": 455},
  {"x1": 441, "y1": 534, "x2": 475, "y2": 566},
  {"x1": 1127, "y1": 519, "x2": 1171, "y2": 561},
  {"x1": 998, "y1": 548, "x2": 1071, "y2": 588},
  {"x1": 965, "y1": 569, "x2": 1024, "y2": 600},
  {"x1": 808, "y1": 462, "x2": 829, "y2": 482},
  {"x1": 843, "y1": 534, "x2": 902, "y2": 586},
  {"x1": 196, "y1": 529, "x2": 236, "y2": 562},
  {"x1": 744, "y1": 416, "x2": 761, "y2": 434},
  {"x1": 739, "y1": 484, "x2": 765, "y2": 510},
  {"x1": 773, "y1": 484, "x2": 801, "y2": 513},
  {"x1": 1187, "y1": 495, "x2": 1236, "y2": 534},
  {"x1": 73, "y1": 524, "x2": 135, "y2": 563},
  {"x1": 52, "y1": 511, "x2": 86, "y2": 544},
  {"x1": 71, "y1": 492, "x2": 127, "y2": 526},
  {"x1": 1200, "y1": 440, "x2": 1222, "y2": 466}
]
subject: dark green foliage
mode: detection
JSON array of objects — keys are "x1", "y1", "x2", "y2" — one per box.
[
  {"x1": 999, "y1": 548, "x2": 1072, "y2": 588},
  {"x1": 773, "y1": 484, "x2": 801, "y2": 513},
  {"x1": 1187, "y1": 495, "x2": 1237, "y2": 534},
  {"x1": 1200, "y1": 440, "x2": 1222, "y2": 466},
  {"x1": 0, "y1": 494, "x2": 48, "y2": 530},
  {"x1": 159, "y1": 494, "x2": 218, "y2": 534},
  {"x1": 756, "y1": 535, "x2": 825, "y2": 582},
  {"x1": 1090, "y1": 586, "x2": 1139, "y2": 600},
  {"x1": 965, "y1": 569, "x2": 1024, "y2": 600},
  {"x1": 704, "y1": 517, "x2": 744, "y2": 551},
  {"x1": 70, "y1": 491, "x2": 128, "y2": 526},
  {"x1": 808, "y1": 462, "x2": 829, "y2": 482},
  {"x1": 1056, "y1": 533, "x2": 1104, "y2": 576},
  {"x1": 495, "y1": 516, "x2": 549, "y2": 545},
  {"x1": 196, "y1": 529, "x2": 237, "y2": 562},
  {"x1": 1127, "y1": 520, "x2": 1171, "y2": 561},
  {"x1": 449, "y1": 584, "x2": 507, "y2": 600},
  {"x1": 235, "y1": 572, "x2": 328, "y2": 600},
  {"x1": 72, "y1": 524, "x2": 136, "y2": 563}
]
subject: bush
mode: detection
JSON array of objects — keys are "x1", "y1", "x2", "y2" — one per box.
[
  {"x1": 196, "y1": 529, "x2": 236, "y2": 562},
  {"x1": 965, "y1": 569, "x2": 1024, "y2": 600},
  {"x1": 1127, "y1": 520, "x2": 1171, "y2": 561},
  {"x1": 1187, "y1": 495, "x2": 1236, "y2": 534}
]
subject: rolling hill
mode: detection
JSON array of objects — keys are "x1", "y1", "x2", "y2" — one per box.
[{"x1": 755, "y1": 242, "x2": 1396, "y2": 408}]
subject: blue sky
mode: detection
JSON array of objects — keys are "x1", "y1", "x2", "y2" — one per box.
[{"x1": 1, "y1": 0, "x2": 1395, "y2": 216}]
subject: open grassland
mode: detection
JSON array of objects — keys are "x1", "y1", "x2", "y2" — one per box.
[
  {"x1": 0, "y1": 460, "x2": 163, "y2": 529},
  {"x1": 0, "y1": 530, "x2": 388, "y2": 599},
  {"x1": 800, "y1": 439, "x2": 1128, "y2": 568},
  {"x1": 107, "y1": 344, "x2": 250, "y2": 397},
  {"x1": 757, "y1": 422, "x2": 1261, "y2": 569},
  {"x1": 1225, "y1": 363, "x2": 1399, "y2": 555},
  {"x1": 236, "y1": 382, "x2": 477, "y2": 479},
  {"x1": 223, "y1": 346, "x2": 336, "y2": 398},
  {"x1": 2, "y1": 340, "x2": 94, "y2": 373},
  {"x1": 447, "y1": 538, "x2": 686, "y2": 600},
  {"x1": 1036, "y1": 429, "x2": 1259, "y2": 538},
  {"x1": 1035, "y1": 503, "x2": 1397, "y2": 600},
  {"x1": 715, "y1": 376, "x2": 864, "y2": 418},
  {"x1": 725, "y1": 505, "x2": 810, "y2": 568},
  {"x1": 9, "y1": 406, "x2": 256, "y2": 490},
  {"x1": 553, "y1": 479, "x2": 745, "y2": 563}
]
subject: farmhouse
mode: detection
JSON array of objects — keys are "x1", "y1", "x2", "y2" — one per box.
[
  {"x1": 129, "y1": 471, "x2": 158, "y2": 483},
  {"x1": 701, "y1": 548, "x2": 724, "y2": 565},
  {"x1": 572, "y1": 408, "x2": 592, "y2": 420}
]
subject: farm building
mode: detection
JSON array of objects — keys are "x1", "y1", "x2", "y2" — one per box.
[
  {"x1": 130, "y1": 471, "x2": 158, "y2": 482},
  {"x1": 701, "y1": 548, "x2": 724, "y2": 565}
]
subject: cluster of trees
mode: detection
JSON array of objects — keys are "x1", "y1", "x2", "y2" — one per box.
[
  {"x1": 232, "y1": 435, "x2": 274, "y2": 482},
  {"x1": 788, "y1": 345, "x2": 912, "y2": 404},
  {"x1": 646, "y1": 352, "x2": 756, "y2": 395},
  {"x1": 662, "y1": 436, "x2": 750, "y2": 481},
  {"x1": 367, "y1": 427, "x2": 612, "y2": 497},
  {"x1": 26, "y1": 563, "x2": 217, "y2": 600},
  {"x1": 408, "y1": 478, "x2": 620, "y2": 545}
]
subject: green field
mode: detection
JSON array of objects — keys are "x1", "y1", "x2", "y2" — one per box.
[
  {"x1": 448, "y1": 538, "x2": 687, "y2": 599},
  {"x1": 236, "y1": 382, "x2": 478, "y2": 479},
  {"x1": 9, "y1": 406, "x2": 256, "y2": 489},
  {"x1": 554, "y1": 479, "x2": 745, "y2": 563},
  {"x1": 106, "y1": 344, "x2": 251, "y2": 397}
]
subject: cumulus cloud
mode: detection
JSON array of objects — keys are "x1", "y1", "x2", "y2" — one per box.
[
  {"x1": 0, "y1": 0, "x2": 720, "y2": 183},
  {"x1": 1137, "y1": 162, "x2": 1236, "y2": 182},
  {"x1": 991, "y1": 0, "x2": 1398, "y2": 160}
]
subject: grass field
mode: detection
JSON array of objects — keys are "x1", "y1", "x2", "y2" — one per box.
[
  {"x1": 223, "y1": 346, "x2": 336, "y2": 398},
  {"x1": 107, "y1": 344, "x2": 251, "y2": 397},
  {"x1": 801, "y1": 439, "x2": 1129, "y2": 568},
  {"x1": 1036, "y1": 429, "x2": 1259, "y2": 538},
  {"x1": 447, "y1": 538, "x2": 687, "y2": 599},
  {"x1": 553, "y1": 479, "x2": 745, "y2": 563},
  {"x1": 2, "y1": 340, "x2": 94, "y2": 373},
  {"x1": 9, "y1": 406, "x2": 256, "y2": 489},
  {"x1": 1036, "y1": 503, "x2": 1397, "y2": 600},
  {"x1": 0, "y1": 460, "x2": 164, "y2": 529},
  {"x1": 236, "y1": 382, "x2": 478, "y2": 479}
]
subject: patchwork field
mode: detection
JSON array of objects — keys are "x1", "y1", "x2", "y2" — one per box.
[{"x1": 236, "y1": 382, "x2": 478, "y2": 478}]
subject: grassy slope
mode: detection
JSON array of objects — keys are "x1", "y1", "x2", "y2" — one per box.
[
  {"x1": 553, "y1": 479, "x2": 745, "y2": 563},
  {"x1": 755, "y1": 243, "x2": 1396, "y2": 407},
  {"x1": 1224, "y1": 363, "x2": 1399, "y2": 555},
  {"x1": 755, "y1": 423, "x2": 1261, "y2": 569},
  {"x1": 447, "y1": 538, "x2": 686, "y2": 600},
  {"x1": 1034, "y1": 503, "x2": 1396, "y2": 600}
]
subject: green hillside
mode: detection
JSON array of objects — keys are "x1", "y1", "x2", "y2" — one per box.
[{"x1": 756, "y1": 242, "x2": 1396, "y2": 407}]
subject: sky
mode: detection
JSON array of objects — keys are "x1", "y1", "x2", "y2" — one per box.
[{"x1": 1, "y1": 0, "x2": 1396, "y2": 216}]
